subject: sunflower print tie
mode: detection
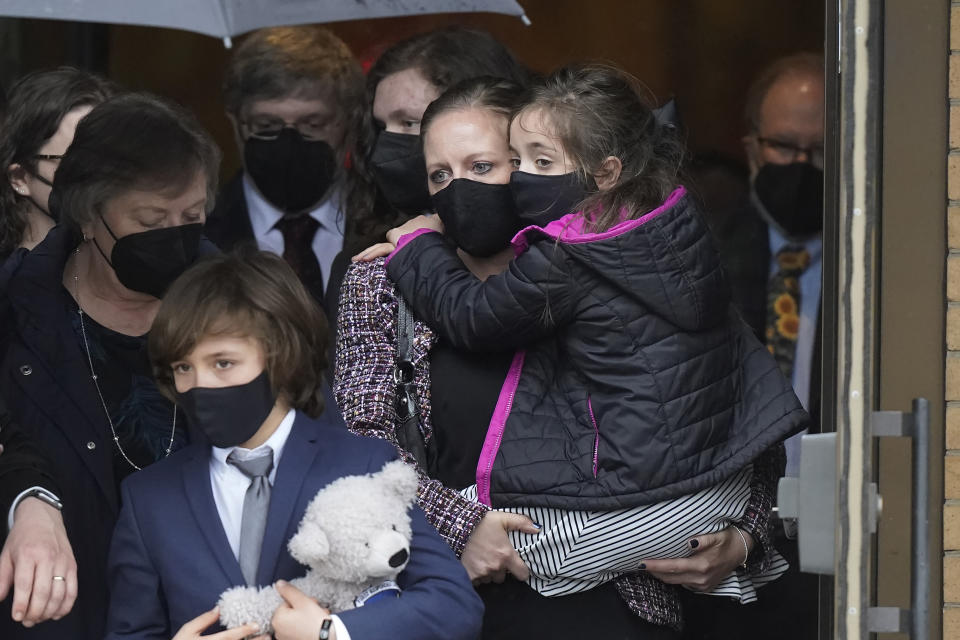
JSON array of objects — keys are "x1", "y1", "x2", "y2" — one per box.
[{"x1": 766, "y1": 244, "x2": 811, "y2": 379}]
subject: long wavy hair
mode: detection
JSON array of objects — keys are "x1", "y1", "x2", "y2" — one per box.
[
  {"x1": 0, "y1": 67, "x2": 113, "y2": 255},
  {"x1": 520, "y1": 63, "x2": 686, "y2": 233},
  {"x1": 342, "y1": 27, "x2": 531, "y2": 254}
]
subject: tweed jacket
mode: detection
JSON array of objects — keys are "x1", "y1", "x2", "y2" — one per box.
[{"x1": 333, "y1": 258, "x2": 785, "y2": 630}]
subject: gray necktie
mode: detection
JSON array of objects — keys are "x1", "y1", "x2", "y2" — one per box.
[{"x1": 227, "y1": 448, "x2": 274, "y2": 586}]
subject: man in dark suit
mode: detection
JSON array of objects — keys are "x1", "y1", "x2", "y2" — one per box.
[
  {"x1": 683, "y1": 53, "x2": 825, "y2": 640},
  {"x1": 205, "y1": 25, "x2": 364, "y2": 306},
  {"x1": 0, "y1": 401, "x2": 76, "y2": 630}
]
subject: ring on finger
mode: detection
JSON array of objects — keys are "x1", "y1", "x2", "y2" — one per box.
[{"x1": 52, "y1": 576, "x2": 65, "y2": 582}]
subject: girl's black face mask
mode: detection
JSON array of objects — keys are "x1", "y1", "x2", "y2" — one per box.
[
  {"x1": 430, "y1": 179, "x2": 521, "y2": 258},
  {"x1": 370, "y1": 131, "x2": 432, "y2": 215},
  {"x1": 244, "y1": 129, "x2": 337, "y2": 213},
  {"x1": 509, "y1": 171, "x2": 587, "y2": 227},
  {"x1": 176, "y1": 370, "x2": 276, "y2": 449},
  {"x1": 93, "y1": 216, "x2": 203, "y2": 299}
]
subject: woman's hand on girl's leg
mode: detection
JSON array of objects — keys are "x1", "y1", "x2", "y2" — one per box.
[
  {"x1": 639, "y1": 526, "x2": 755, "y2": 592},
  {"x1": 460, "y1": 511, "x2": 539, "y2": 584}
]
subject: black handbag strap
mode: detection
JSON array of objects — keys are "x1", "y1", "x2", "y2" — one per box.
[{"x1": 394, "y1": 297, "x2": 429, "y2": 469}]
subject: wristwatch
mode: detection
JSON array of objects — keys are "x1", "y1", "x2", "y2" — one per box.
[
  {"x1": 318, "y1": 618, "x2": 333, "y2": 640},
  {"x1": 20, "y1": 487, "x2": 63, "y2": 511}
]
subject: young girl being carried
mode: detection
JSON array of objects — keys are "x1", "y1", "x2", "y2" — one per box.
[{"x1": 380, "y1": 64, "x2": 808, "y2": 599}]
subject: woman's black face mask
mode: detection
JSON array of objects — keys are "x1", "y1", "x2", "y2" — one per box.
[
  {"x1": 430, "y1": 179, "x2": 521, "y2": 258},
  {"x1": 93, "y1": 216, "x2": 203, "y2": 299},
  {"x1": 370, "y1": 131, "x2": 432, "y2": 215}
]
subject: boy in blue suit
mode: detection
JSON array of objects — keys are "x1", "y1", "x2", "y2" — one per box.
[{"x1": 105, "y1": 250, "x2": 483, "y2": 640}]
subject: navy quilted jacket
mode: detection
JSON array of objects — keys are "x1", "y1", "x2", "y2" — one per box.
[{"x1": 386, "y1": 186, "x2": 808, "y2": 510}]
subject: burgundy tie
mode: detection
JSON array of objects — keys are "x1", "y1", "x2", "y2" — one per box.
[{"x1": 273, "y1": 214, "x2": 324, "y2": 301}]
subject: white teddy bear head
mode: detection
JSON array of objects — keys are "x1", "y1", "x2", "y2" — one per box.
[{"x1": 287, "y1": 459, "x2": 419, "y2": 583}]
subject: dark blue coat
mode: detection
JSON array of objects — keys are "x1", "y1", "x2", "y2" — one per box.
[
  {"x1": 0, "y1": 226, "x2": 120, "y2": 639},
  {"x1": 387, "y1": 187, "x2": 808, "y2": 510},
  {"x1": 0, "y1": 226, "x2": 216, "y2": 639},
  {"x1": 106, "y1": 411, "x2": 483, "y2": 640}
]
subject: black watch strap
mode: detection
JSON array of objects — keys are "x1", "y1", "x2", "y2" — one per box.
[{"x1": 318, "y1": 618, "x2": 332, "y2": 640}]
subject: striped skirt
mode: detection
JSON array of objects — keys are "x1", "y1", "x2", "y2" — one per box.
[{"x1": 460, "y1": 465, "x2": 788, "y2": 600}]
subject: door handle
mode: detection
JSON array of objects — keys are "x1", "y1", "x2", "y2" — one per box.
[{"x1": 775, "y1": 398, "x2": 930, "y2": 637}]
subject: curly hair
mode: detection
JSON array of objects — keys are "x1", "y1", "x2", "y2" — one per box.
[{"x1": 0, "y1": 67, "x2": 113, "y2": 255}]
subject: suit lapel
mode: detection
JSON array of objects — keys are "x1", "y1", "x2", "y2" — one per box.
[
  {"x1": 182, "y1": 449, "x2": 246, "y2": 587},
  {"x1": 255, "y1": 413, "x2": 326, "y2": 586}
]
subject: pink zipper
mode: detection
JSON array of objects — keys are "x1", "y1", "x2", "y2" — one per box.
[{"x1": 476, "y1": 350, "x2": 526, "y2": 505}]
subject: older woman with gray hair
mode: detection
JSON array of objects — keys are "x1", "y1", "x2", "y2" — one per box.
[{"x1": 0, "y1": 91, "x2": 220, "y2": 640}]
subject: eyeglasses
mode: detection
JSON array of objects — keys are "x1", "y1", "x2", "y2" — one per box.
[
  {"x1": 757, "y1": 137, "x2": 824, "y2": 167},
  {"x1": 240, "y1": 117, "x2": 331, "y2": 142},
  {"x1": 33, "y1": 154, "x2": 64, "y2": 161}
]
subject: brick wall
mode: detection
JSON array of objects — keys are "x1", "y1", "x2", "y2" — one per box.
[{"x1": 946, "y1": 6, "x2": 960, "y2": 638}]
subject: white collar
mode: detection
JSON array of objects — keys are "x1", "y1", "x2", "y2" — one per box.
[
  {"x1": 242, "y1": 172, "x2": 344, "y2": 238},
  {"x1": 210, "y1": 407, "x2": 297, "y2": 468}
]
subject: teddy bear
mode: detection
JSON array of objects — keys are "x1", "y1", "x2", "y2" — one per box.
[{"x1": 217, "y1": 459, "x2": 419, "y2": 634}]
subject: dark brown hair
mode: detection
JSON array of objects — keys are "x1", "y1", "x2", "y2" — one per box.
[
  {"x1": 519, "y1": 63, "x2": 685, "y2": 233},
  {"x1": 149, "y1": 250, "x2": 329, "y2": 418},
  {"x1": 50, "y1": 92, "x2": 221, "y2": 233},
  {"x1": 343, "y1": 28, "x2": 531, "y2": 254},
  {"x1": 743, "y1": 52, "x2": 824, "y2": 132},
  {"x1": 222, "y1": 25, "x2": 363, "y2": 118},
  {"x1": 0, "y1": 67, "x2": 113, "y2": 255},
  {"x1": 420, "y1": 76, "x2": 525, "y2": 141}
]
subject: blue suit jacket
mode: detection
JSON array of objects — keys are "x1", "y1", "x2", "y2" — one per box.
[{"x1": 105, "y1": 411, "x2": 483, "y2": 640}]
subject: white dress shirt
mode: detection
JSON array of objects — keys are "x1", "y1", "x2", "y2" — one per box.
[
  {"x1": 767, "y1": 226, "x2": 823, "y2": 477},
  {"x1": 243, "y1": 174, "x2": 345, "y2": 293},
  {"x1": 209, "y1": 408, "x2": 350, "y2": 639}
]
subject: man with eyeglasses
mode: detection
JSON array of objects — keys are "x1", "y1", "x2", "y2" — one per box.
[
  {"x1": 686, "y1": 53, "x2": 824, "y2": 640},
  {"x1": 206, "y1": 26, "x2": 364, "y2": 306}
]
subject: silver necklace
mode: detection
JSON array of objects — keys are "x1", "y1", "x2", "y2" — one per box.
[{"x1": 73, "y1": 248, "x2": 176, "y2": 471}]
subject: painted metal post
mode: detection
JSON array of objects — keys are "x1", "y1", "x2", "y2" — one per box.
[{"x1": 835, "y1": 0, "x2": 882, "y2": 637}]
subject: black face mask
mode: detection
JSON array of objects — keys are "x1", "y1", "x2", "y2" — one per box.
[
  {"x1": 509, "y1": 171, "x2": 587, "y2": 227},
  {"x1": 94, "y1": 217, "x2": 202, "y2": 299},
  {"x1": 431, "y1": 179, "x2": 521, "y2": 257},
  {"x1": 244, "y1": 129, "x2": 337, "y2": 213},
  {"x1": 753, "y1": 162, "x2": 824, "y2": 237},
  {"x1": 370, "y1": 131, "x2": 432, "y2": 215},
  {"x1": 176, "y1": 370, "x2": 276, "y2": 449}
]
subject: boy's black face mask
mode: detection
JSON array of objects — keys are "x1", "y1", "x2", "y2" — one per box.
[
  {"x1": 430, "y1": 178, "x2": 521, "y2": 257},
  {"x1": 176, "y1": 370, "x2": 276, "y2": 448}
]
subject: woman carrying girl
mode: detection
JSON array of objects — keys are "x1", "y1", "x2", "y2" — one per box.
[{"x1": 338, "y1": 69, "x2": 793, "y2": 637}]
